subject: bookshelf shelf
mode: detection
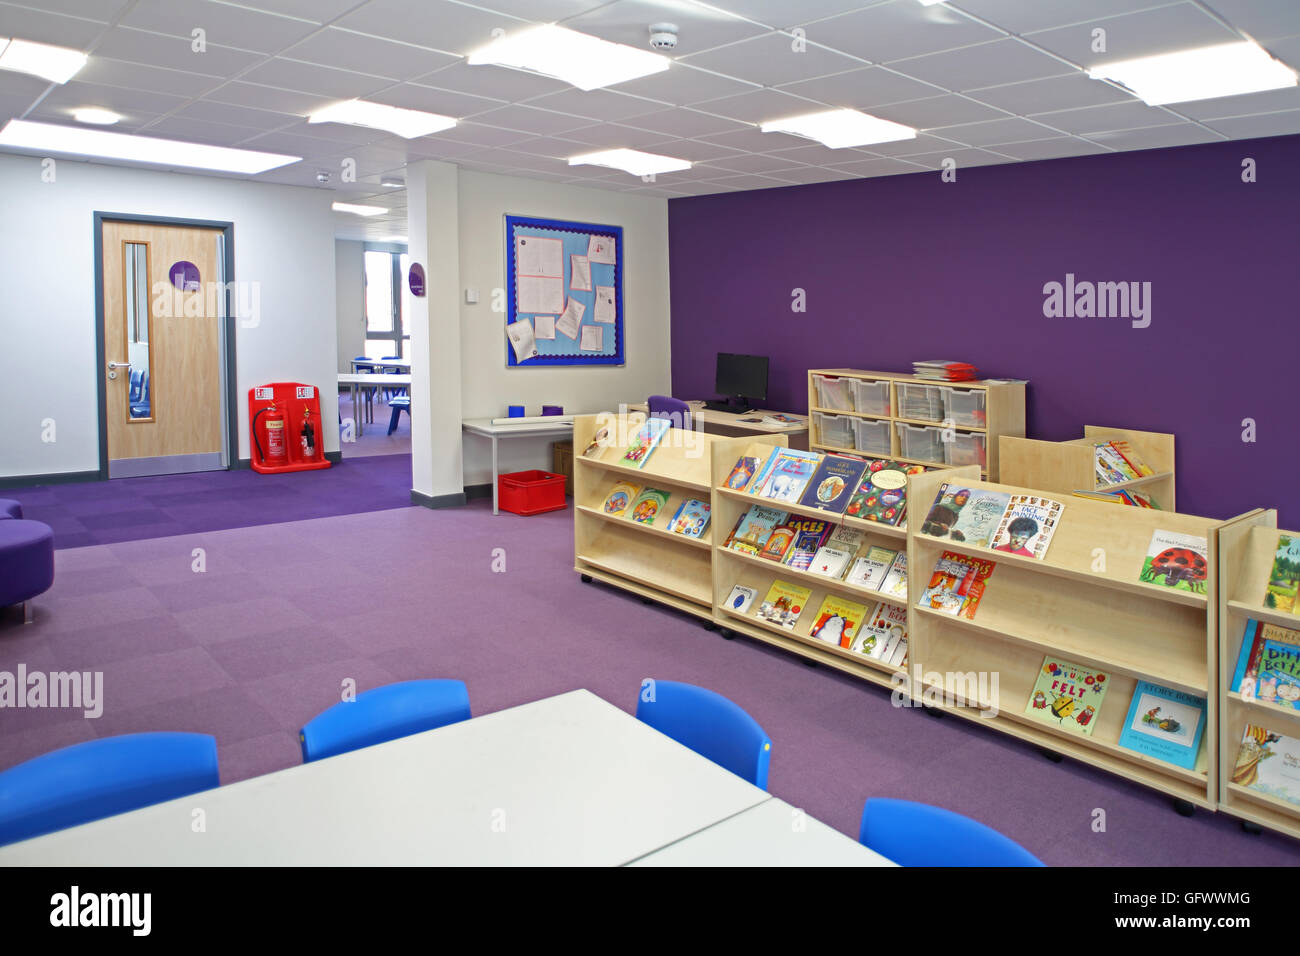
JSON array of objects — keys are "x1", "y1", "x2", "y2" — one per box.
[
  {"x1": 714, "y1": 486, "x2": 907, "y2": 539},
  {"x1": 1000, "y1": 426, "x2": 1176, "y2": 511},
  {"x1": 719, "y1": 544, "x2": 909, "y2": 608},
  {"x1": 1215, "y1": 510, "x2": 1300, "y2": 839},
  {"x1": 574, "y1": 504, "x2": 713, "y2": 552}
]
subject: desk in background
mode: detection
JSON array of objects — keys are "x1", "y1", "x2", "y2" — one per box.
[
  {"x1": 628, "y1": 401, "x2": 809, "y2": 450},
  {"x1": 338, "y1": 373, "x2": 411, "y2": 437},
  {"x1": 462, "y1": 417, "x2": 575, "y2": 514}
]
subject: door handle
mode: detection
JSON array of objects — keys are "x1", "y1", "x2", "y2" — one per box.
[{"x1": 108, "y1": 360, "x2": 129, "y2": 380}]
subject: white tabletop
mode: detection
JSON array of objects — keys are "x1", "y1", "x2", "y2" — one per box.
[
  {"x1": 462, "y1": 417, "x2": 574, "y2": 437},
  {"x1": 627, "y1": 798, "x2": 895, "y2": 867},
  {"x1": 354, "y1": 358, "x2": 410, "y2": 368},
  {"x1": 338, "y1": 373, "x2": 411, "y2": 385},
  {"x1": 0, "y1": 690, "x2": 770, "y2": 866}
]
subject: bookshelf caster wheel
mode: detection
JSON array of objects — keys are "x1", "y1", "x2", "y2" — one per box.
[
  {"x1": 640, "y1": 597, "x2": 653, "y2": 605},
  {"x1": 1241, "y1": 820, "x2": 1263, "y2": 835},
  {"x1": 580, "y1": 574, "x2": 592, "y2": 584},
  {"x1": 1172, "y1": 799, "x2": 1195, "y2": 818},
  {"x1": 1038, "y1": 747, "x2": 1063, "y2": 763},
  {"x1": 921, "y1": 705, "x2": 943, "y2": 719},
  {"x1": 719, "y1": 629, "x2": 734, "y2": 640},
  {"x1": 702, "y1": 621, "x2": 717, "y2": 631},
  {"x1": 802, "y1": 659, "x2": 819, "y2": 668}
]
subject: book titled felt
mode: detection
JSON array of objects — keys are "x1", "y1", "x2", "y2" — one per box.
[
  {"x1": 756, "y1": 580, "x2": 811, "y2": 631},
  {"x1": 621, "y1": 417, "x2": 670, "y2": 469},
  {"x1": 989, "y1": 494, "x2": 1064, "y2": 560},
  {"x1": 1233, "y1": 724, "x2": 1300, "y2": 807},
  {"x1": 920, "y1": 483, "x2": 1011, "y2": 549},
  {"x1": 1024, "y1": 657, "x2": 1110, "y2": 737},
  {"x1": 798, "y1": 454, "x2": 868, "y2": 514},
  {"x1": 1117, "y1": 682, "x2": 1207, "y2": 770},
  {"x1": 809, "y1": 594, "x2": 870, "y2": 648}
]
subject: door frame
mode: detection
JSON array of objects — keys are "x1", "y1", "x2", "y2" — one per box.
[{"x1": 93, "y1": 212, "x2": 238, "y2": 480}]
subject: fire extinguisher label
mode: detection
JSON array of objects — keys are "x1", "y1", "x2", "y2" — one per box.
[
  {"x1": 254, "y1": 387, "x2": 273, "y2": 400},
  {"x1": 296, "y1": 386, "x2": 314, "y2": 399}
]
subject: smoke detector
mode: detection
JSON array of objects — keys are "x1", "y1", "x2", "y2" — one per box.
[
  {"x1": 316, "y1": 170, "x2": 330, "y2": 184},
  {"x1": 649, "y1": 23, "x2": 678, "y2": 51}
]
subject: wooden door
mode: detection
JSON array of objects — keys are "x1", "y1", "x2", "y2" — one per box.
[{"x1": 101, "y1": 221, "x2": 225, "y2": 477}]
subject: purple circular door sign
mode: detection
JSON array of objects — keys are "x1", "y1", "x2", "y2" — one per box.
[
  {"x1": 169, "y1": 260, "x2": 200, "y2": 291},
  {"x1": 409, "y1": 262, "x2": 426, "y2": 297}
]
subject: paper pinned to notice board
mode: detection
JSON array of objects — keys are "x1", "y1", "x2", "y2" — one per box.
[
  {"x1": 580, "y1": 325, "x2": 603, "y2": 351},
  {"x1": 594, "y1": 285, "x2": 615, "y2": 324},
  {"x1": 515, "y1": 235, "x2": 563, "y2": 277},
  {"x1": 556, "y1": 297, "x2": 585, "y2": 339},
  {"x1": 506, "y1": 317, "x2": 538, "y2": 362},
  {"x1": 517, "y1": 275, "x2": 564, "y2": 315},
  {"x1": 569, "y1": 254, "x2": 592, "y2": 291},
  {"x1": 587, "y1": 234, "x2": 615, "y2": 265},
  {"x1": 533, "y1": 315, "x2": 556, "y2": 339}
]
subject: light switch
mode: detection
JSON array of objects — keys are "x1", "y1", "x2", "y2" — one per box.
[{"x1": 465, "y1": 287, "x2": 479, "y2": 304}]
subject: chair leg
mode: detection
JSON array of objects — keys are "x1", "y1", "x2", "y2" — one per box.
[
  {"x1": 388, "y1": 405, "x2": 402, "y2": 435},
  {"x1": 23, "y1": 600, "x2": 34, "y2": 624}
]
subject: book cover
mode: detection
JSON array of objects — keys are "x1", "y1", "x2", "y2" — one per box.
[
  {"x1": 850, "y1": 602, "x2": 908, "y2": 660},
  {"x1": 667, "y1": 498, "x2": 711, "y2": 538},
  {"x1": 722, "y1": 585, "x2": 758, "y2": 614},
  {"x1": 629, "y1": 487, "x2": 670, "y2": 525},
  {"x1": 754, "y1": 449, "x2": 823, "y2": 503},
  {"x1": 887, "y1": 636, "x2": 909, "y2": 668},
  {"x1": 1255, "y1": 639, "x2": 1300, "y2": 710},
  {"x1": 879, "y1": 551, "x2": 908, "y2": 599},
  {"x1": 1266, "y1": 534, "x2": 1300, "y2": 612},
  {"x1": 756, "y1": 580, "x2": 811, "y2": 631},
  {"x1": 1024, "y1": 657, "x2": 1110, "y2": 737},
  {"x1": 1233, "y1": 724, "x2": 1300, "y2": 807},
  {"x1": 601, "y1": 481, "x2": 640, "y2": 517},
  {"x1": 1109, "y1": 440, "x2": 1154, "y2": 477},
  {"x1": 798, "y1": 454, "x2": 869, "y2": 514},
  {"x1": 725, "y1": 506, "x2": 787, "y2": 555},
  {"x1": 845, "y1": 546, "x2": 898, "y2": 591},
  {"x1": 1117, "y1": 682, "x2": 1207, "y2": 770},
  {"x1": 1095, "y1": 441, "x2": 1139, "y2": 482},
  {"x1": 809, "y1": 594, "x2": 870, "y2": 648},
  {"x1": 808, "y1": 545, "x2": 853, "y2": 579},
  {"x1": 844, "y1": 459, "x2": 921, "y2": 526},
  {"x1": 759, "y1": 523, "x2": 797, "y2": 562},
  {"x1": 748, "y1": 450, "x2": 784, "y2": 496},
  {"x1": 920, "y1": 484, "x2": 1012, "y2": 549},
  {"x1": 621, "y1": 417, "x2": 671, "y2": 469},
  {"x1": 917, "y1": 551, "x2": 995, "y2": 618},
  {"x1": 1232, "y1": 620, "x2": 1300, "y2": 702},
  {"x1": 724, "y1": 455, "x2": 761, "y2": 493},
  {"x1": 989, "y1": 494, "x2": 1064, "y2": 560},
  {"x1": 783, "y1": 518, "x2": 834, "y2": 571},
  {"x1": 824, "y1": 525, "x2": 868, "y2": 554},
  {"x1": 1138, "y1": 529, "x2": 1209, "y2": 593}
]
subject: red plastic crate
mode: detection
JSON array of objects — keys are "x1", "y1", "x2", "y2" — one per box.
[{"x1": 498, "y1": 470, "x2": 567, "y2": 515}]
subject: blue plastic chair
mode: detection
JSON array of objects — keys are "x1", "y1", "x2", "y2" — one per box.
[
  {"x1": 858, "y1": 798, "x2": 1045, "y2": 866},
  {"x1": 128, "y1": 368, "x2": 143, "y2": 403},
  {"x1": 351, "y1": 355, "x2": 376, "y2": 422},
  {"x1": 299, "y1": 679, "x2": 471, "y2": 763},
  {"x1": 0, "y1": 732, "x2": 219, "y2": 846},
  {"x1": 387, "y1": 396, "x2": 410, "y2": 435},
  {"x1": 381, "y1": 355, "x2": 406, "y2": 400},
  {"x1": 648, "y1": 395, "x2": 691, "y2": 431},
  {"x1": 130, "y1": 370, "x2": 150, "y2": 418},
  {"x1": 635, "y1": 679, "x2": 771, "y2": 789}
]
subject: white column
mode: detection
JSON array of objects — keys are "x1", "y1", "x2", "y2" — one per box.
[{"x1": 406, "y1": 159, "x2": 464, "y2": 504}]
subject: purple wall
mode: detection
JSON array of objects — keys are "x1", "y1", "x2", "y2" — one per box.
[{"x1": 669, "y1": 133, "x2": 1300, "y2": 527}]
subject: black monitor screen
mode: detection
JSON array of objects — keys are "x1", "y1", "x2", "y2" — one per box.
[{"x1": 716, "y1": 353, "x2": 768, "y2": 401}]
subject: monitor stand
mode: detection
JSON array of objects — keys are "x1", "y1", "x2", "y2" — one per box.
[{"x1": 703, "y1": 397, "x2": 753, "y2": 414}]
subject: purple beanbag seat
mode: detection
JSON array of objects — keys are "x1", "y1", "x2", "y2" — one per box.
[
  {"x1": 0, "y1": 500, "x2": 21, "y2": 520},
  {"x1": 0, "y1": 520, "x2": 54, "y2": 608}
]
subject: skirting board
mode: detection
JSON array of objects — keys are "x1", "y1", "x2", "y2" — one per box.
[
  {"x1": 0, "y1": 469, "x2": 100, "y2": 490},
  {"x1": 411, "y1": 489, "x2": 468, "y2": 509}
]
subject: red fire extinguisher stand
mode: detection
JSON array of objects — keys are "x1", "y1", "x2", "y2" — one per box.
[{"x1": 248, "y1": 383, "x2": 332, "y2": 474}]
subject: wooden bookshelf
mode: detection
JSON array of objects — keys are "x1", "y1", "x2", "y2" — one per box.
[
  {"x1": 807, "y1": 369, "x2": 1025, "y2": 481},
  {"x1": 1000, "y1": 425, "x2": 1176, "y2": 511},
  {"x1": 906, "y1": 468, "x2": 1236, "y2": 811},
  {"x1": 1216, "y1": 509, "x2": 1300, "y2": 838}
]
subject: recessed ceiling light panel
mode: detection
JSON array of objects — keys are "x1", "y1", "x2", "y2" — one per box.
[
  {"x1": 72, "y1": 107, "x2": 121, "y2": 125},
  {"x1": 760, "y1": 109, "x2": 916, "y2": 149},
  {"x1": 332, "y1": 202, "x2": 388, "y2": 216},
  {"x1": 569, "y1": 148, "x2": 690, "y2": 177},
  {"x1": 0, "y1": 38, "x2": 87, "y2": 84},
  {"x1": 1089, "y1": 42, "x2": 1297, "y2": 106},
  {"x1": 468, "y1": 25, "x2": 669, "y2": 92},
  {"x1": 309, "y1": 100, "x2": 456, "y2": 139}
]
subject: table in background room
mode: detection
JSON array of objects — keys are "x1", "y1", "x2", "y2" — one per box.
[
  {"x1": 338, "y1": 373, "x2": 411, "y2": 437},
  {"x1": 462, "y1": 417, "x2": 575, "y2": 514}
]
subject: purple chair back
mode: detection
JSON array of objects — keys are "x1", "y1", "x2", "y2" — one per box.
[{"x1": 647, "y1": 395, "x2": 691, "y2": 431}]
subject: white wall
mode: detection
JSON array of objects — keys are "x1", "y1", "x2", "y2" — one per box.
[
  {"x1": 335, "y1": 238, "x2": 365, "y2": 373},
  {"x1": 455, "y1": 170, "x2": 672, "y2": 486},
  {"x1": 0, "y1": 155, "x2": 338, "y2": 479}
]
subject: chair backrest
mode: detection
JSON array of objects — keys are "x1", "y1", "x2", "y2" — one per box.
[
  {"x1": 647, "y1": 395, "x2": 691, "y2": 431},
  {"x1": 635, "y1": 679, "x2": 771, "y2": 789},
  {"x1": 0, "y1": 732, "x2": 219, "y2": 846},
  {"x1": 858, "y1": 798, "x2": 1045, "y2": 866},
  {"x1": 140, "y1": 370, "x2": 149, "y2": 403},
  {"x1": 299, "y1": 679, "x2": 471, "y2": 763},
  {"x1": 129, "y1": 368, "x2": 143, "y2": 402}
]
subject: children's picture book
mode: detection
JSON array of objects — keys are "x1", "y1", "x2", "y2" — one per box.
[
  {"x1": 879, "y1": 551, "x2": 908, "y2": 599},
  {"x1": 845, "y1": 546, "x2": 898, "y2": 591},
  {"x1": 917, "y1": 551, "x2": 995, "y2": 618},
  {"x1": 1253, "y1": 638, "x2": 1300, "y2": 709},
  {"x1": 753, "y1": 449, "x2": 822, "y2": 503},
  {"x1": 844, "y1": 460, "x2": 921, "y2": 526},
  {"x1": 601, "y1": 481, "x2": 640, "y2": 517},
  {"x1": 989, "y1": 495, "x2": 1063, "y2": 560},
  {"x1": 798, "y1": 455, "x2": 869, "y2": 514},
  {"x1": 1024, "y1": 657, "x2": 1110, "y2": 737},
  {"x1": 850, "y1": 602, "x2": 908, "y2": 660},
  {"x1": 1108, "y1": 440, "x2": 1154, "y2": 477},
  {"x1": 667, "y1": 498, "x2": 711, "y2": 538},
  {"x1": 824, "y1": 524, "x2": 868, "y2": 555},
  {"x1": 759, "y1": 522, "x2": 797, "y2": 562},
  {"x1": 1138, "y1": 529, "x2": 1209, "y2": 593},
  {"x1": 629, "y1": 488, "x2": 670, "y2": 524},
  {"x1": 1266, "y1": 534, "x2": 1300, "y2": 612},
  {"x1": 1117, "y1": 682, "x2": 1207, "y2": 770},
  {"x1": 756, "y1": 580, "x2": 811, "y2": 631},
  {"x1": 725, "y1": 506, "x2": 787, "y2": 555},
  {"x1": 621, "y1": 417, "x2": 671, "y2": 469},
  {"x1": 809, "y1": 595, "x2": 870, "y2": 648},
  {"x1": 1094, "y1": 441, "x2": 1138, "y2": 484},
  {"x1": 722, "y1": 585, "x2": 758, "y2": 614},
  {"x1": 807, "y1": 545, "x2": 853, "y2": 579},
  {"x1": 886, "y1": 636, "x2": 909, "y2": 668},
  {"x1": 1231, "y1": 620, "x2": 1300, "y2": 706},
  {"x1": 583, "y1": 426, "x2": 610, "y2": 457},
  {"x1": 782, "y1": 518, "x2": 834, "y2": 571},
  {"x1": 724, "y1": 455, "x2": 761, "y2": 493},
  {"x1": 1232, "y1": 724, "x2": 1300, "y2": 807},
  {"x1": 920, "y1": 484, "x2": 1011, "y2": 549}
]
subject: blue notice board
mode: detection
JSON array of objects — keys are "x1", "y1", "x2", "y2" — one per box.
[{"x1": 505, "y1": 214, "x2": 623, "y2": 367}]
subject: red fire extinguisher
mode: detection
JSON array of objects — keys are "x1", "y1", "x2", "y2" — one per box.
[
  {"x1": 252, "y1": 401, "x2": 288, "y2": 466},
  {"x1": 300, "y1": 408, "x2": 317, "y2": 461}
]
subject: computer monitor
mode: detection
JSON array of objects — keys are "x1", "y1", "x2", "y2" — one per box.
[{"x1": 708, "y1": 353, "x2": 768, "y2": 414}]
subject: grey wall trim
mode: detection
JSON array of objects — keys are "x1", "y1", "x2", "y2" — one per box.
[
  {"x1": 0, "y1": 470, "x2": 101, "y2": 490},
  {"x1": 411, "y1": 489, "x2": 467, "y2": 510},
  {"x1": 464, "y1": 483, "x2": 492, "y2": 500},
  {"x1": 109, "y1": 452, "x2": 224, "y2": 479}
]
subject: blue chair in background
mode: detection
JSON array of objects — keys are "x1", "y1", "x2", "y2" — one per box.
[
  {"x1": 0, "y1": 732, "x2": 219, "y2": 846},
  {"x1": 381, "y1": 355, "x2": 406, "y2": 400},
  {"x1": 128, "y1": 368, "x2": 143, "y2": 405},
  {"x1": 635, "y1": 679, "x2": 771, "y2": 789},
  {"x1": 387, "y1": 396, "x2": 410, "y2": 435},
  {"x1": 858, "y1": 797, "x2": 1045, "y2": 866},
  {"x1": 647, "y1": 395, "x2": 691, "y2": 431},
  {"x1": 299, "y1": 679, "x2": 471, "y2": 763},
  {"x1": 129, "y1": 370, "x2": 150, "y2": 419},
  {"x1": 351, "y1": 355, "x2": 376, "y2": 422}
]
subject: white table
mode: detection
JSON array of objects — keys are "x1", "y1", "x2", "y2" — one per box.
[
  {"x1": 462, "y1": 417, "x2": 575, "y2": 514},
  {"x1": 627, "y1": 797, "x2": 895, "y2": 867},
  {"x1": 0, "y1": 690, "x2": 773, "y2": 866},
  {"x1": 338, "y1": 373, "x2": 411, "y2": 436}
]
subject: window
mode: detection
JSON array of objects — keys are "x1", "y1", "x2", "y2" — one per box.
[{"x1": 363, "y1": 245, "x2": 409, "y2": 360}]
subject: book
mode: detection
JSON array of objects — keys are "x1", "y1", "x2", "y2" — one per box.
[
  {"x1": 1232, "y1": 724, "x2": 1300, "y2": 807},
  {"x1": 809, "y1": 594, "x2": 870, "y2": 648},
  {"x1": 1230, "y1": 620, "x2": 1300, "y2": 705},
  {"x1": 989, "y1": 494, "x2": 1064, "y2": 560},
  {"x1": 629, "y1": 487, "x2": 670, "y2": 525},
  {"x1": 1109, "y1": 440, "x2": 1154, "y2": 477},
  {"x1": 917, "y1": 550, "x2": 995, "y2": 618},
  {"x1": 1266, "y1": 534, "x2": 1300, "y2": 612},
  {"x1": 753, "y1": 449, "x2": 822, "y2": 503},
  {"x1": 759, "y1": 523, "x2": 797, "y2": 562},
  {"x1": 807, "y1": 546, "x2": 853, "y2": 579},
  {"x1": 887, "y1": 636, "x2": 909, "y2": 668},
  {"x1": 845, "y1": 546, "x2": 897, "y2": 591},
  {"x1": 782, "y1": 518, "x2": 834, "y2": 571},
  {"x1": 621, "y1": 417, "x2": 671, "y2": 468},
  {"x1": 723, "y1": 455, "x2": 761, "y2": 493},
  {"x1": 1117, "y1": 682, "x2": 1207, "y2": 770},
  {"x1": 798, "y1": 454, "x2": 869, "y2": 514},
  {"x1": 667, "y1": 498, "x2": 711, "y2": 538},
  {"x1": 850, "y1": 601, "x2": 908, "y2": 659},
  {"x1": 725, "y1": 505, "x2": 787, "y2": 555},
  {"x1": 601, "y1": 481, "x2": 640, "y2": 517},
  {"x1": 1024, "y1": 657, "x2": 1110, "y2": 737},
  {"x1": 1254, "y1": 639, "x2": 1300, "y2": 709},
  {"x1": 756, "y1": 580, "x2": 811, "y2": 631},
  {"x1": 583, "y1": 426, "x2": 610, "y2": 456},
  {"x1": 920, "y1": 483, "x2": 1011, "y2": 548},
  {"x1": 912, "y1": 360, "x2": 977, "y2": 382},
  {"x1": 879, "y1": 551, "x2": 908, "y2": 599},
  {"x1": 1094, "y1": 441, "x2": 1139, "y2": 484},
  {"x1": 722, "y1": 585, "x2": 758, "y2": 614},
  {"x1": 1138, "y1": 529, "x2": 1209, "y2": 593},
  {"x1": 844, "y1": 459, "x2": 920, "y2": 526}
]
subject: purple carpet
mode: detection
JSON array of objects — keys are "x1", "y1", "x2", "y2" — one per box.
[
  {"x1": 1, "y1": 502, "x2": 1295, "y2": 865},
  {"x1": 2, "y1": 454, "x2": 413, "y2": 549}
]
